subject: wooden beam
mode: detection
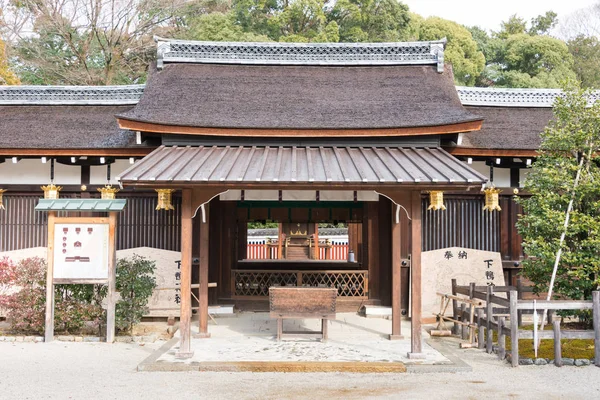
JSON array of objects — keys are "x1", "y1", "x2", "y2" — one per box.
[
  {"x1": 106, "y1": 212, "x2": 117, "y2": 343},
  {"x1": 444, "y1": 147, "x2": 538, "y2": 157},
  {"x1": 44, "y1": 211, "x2": 56, "y2": 343},
  {"x1": 198, "y1": 202, "x2": 210, "y2": 337},
  {"x1": 409, "y1": 190, "x2": 423, "y2": 357},
  {"x1": 121, "y1": 182, "x2": 481, "y2": 192},
  {"x1": 390, "y1": 206, "x2": 402, "y2": 340},
  {"x1": 176, "y1": 188, "x2": 194, "y2": 358},
  {"x1": 0, "y1": 148, "x2": 155, "y2": 157},
  {"x1": 117, "y1": 118, "x2": 483, "y2": 138}
]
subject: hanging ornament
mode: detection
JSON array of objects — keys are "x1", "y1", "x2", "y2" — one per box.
[
  {"x1": 155, "y1": 189, "x2": 176, "y2": 210},
  {"x1": 483, "y1": 186, "x2": 502, "y2": 212},
  {"x1": 0, "y1": 189, "x2": 6, "y2": 210},
  {"x1": 98, "y1": 185, "x2": 120, "y2": 200},
  {"x1": 41, "y1": 183, "x2": 62, "y2": 199},
  {"x1": 427, "y1": 191, "x2": 446, "y2": 211}
]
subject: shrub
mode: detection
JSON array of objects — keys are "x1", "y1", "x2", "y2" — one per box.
[
  {"x1": 0, "y1": 257, "x2": 105, "y2": 335},
  {"x1": 0, "y1": 257, "x2": 46, "y2": 334},
  {"x1": 115, "y1": 255, "x2": 156, "y2": 333}
]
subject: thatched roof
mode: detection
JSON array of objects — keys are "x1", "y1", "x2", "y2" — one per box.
[
  {"x1": 0, "y1": 105, "x2": 137, "y2": 149},
  {"x1": 460, "y1": 106, "x2": 554, "y2": 150},
  {"x1": 117, "y1": 63, "x2": 481, "y2": 131}
]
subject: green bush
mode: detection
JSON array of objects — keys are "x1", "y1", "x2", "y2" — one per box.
[{"x1": 115, "y1": 255, "x2": 157, "y2": 334}]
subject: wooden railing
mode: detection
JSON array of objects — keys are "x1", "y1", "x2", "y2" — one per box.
[
  {"x1": 449, "y1": 281, "x2": 600, "y2": 367},
  {"x1": 232, "y1": 269, "x2": 368, "y2": 299},
  {"x1": 246, "y1": 240, "x2": 349, "y2": 260}
]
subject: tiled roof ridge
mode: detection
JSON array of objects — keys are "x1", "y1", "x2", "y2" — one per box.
[
  {"x1": 457, "y1": 86, "x2": 600, "y2": 107},
  {"x1": 0, "y1": 84, "x2": 145, "y2": 105},
  {"x1": 153, "y1": 37, "x2": 447, "y2": 71}
]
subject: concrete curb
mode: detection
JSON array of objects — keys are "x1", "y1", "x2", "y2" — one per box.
[
  {"x1": 405, "y1": 339, "x2": 472, "y2": 374},
  {"x1": 137, "y1": 336, "x2": 471, "y2": 373}
]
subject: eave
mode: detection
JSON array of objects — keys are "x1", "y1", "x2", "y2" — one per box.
[{"x1": 116, "y1": 119, "x2": 483, "y2": 138}]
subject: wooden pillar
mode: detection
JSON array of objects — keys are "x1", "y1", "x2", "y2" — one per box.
[
  {"x1": 176, "y1": 189, "x2": 194, "y2": 358},
  {"x1": 198, "y1": 202, "x2": 210, "y2": 337},
  {"x1": 106, "y1": 212, "x2": 117, "y2": 343},
  {"x1": 409, "y1": 190, "x2": 423, "y2": 357},
  {"x1": 390, "y1": 203, "x2": 402, "y2": 340},
  {"x1": 44, "y1": 211, "x2": 56, "y2": 343}
]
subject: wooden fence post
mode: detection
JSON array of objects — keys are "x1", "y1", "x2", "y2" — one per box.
[
  {"x1": 486, "y1": 285, "x2": 493, "y2": 353},
  {"x1": 451, "y1": 279, "x2": 459, "y2": 335},
  {"x1": 593, "y1": 291, "x2": 600, "y2": 367},
  {"x1": 461, "y1": 303, "x2": 467, "y2": 340},
  {"x1": 510, "y1": 290, "x2": 519, "y2": 367},
  {"x1": 477, "y1": 308, "x2": 485, "y2": 350},
  {"x1": 498, "y1": 317, "x2": 506, "y2": 360},
  {"x1": 553, "y1": 320, "x2": 562, "y2": 367},
  {"x1": 516, "y1": 276, "x2": 523, "y2": 327}
]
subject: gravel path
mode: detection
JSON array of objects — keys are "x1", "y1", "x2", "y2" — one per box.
[{"x1": 1, "y1": 338, "x2": 599, "y2": 399}]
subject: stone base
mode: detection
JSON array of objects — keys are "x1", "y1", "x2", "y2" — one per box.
[
  {"x1": 193, "y1": 332, "x2": 211, "y2": 339},
  {"x1": 388, "y1": 334, "x2": 405, "y2": 341},
  {"x1": 175, "y1": 351, "x2": 194, "y2": 359},
  {"x1": 407, "y1": 352, "x2": 427, "y2": 360}
]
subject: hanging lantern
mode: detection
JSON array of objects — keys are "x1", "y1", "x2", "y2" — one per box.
[
  {"x1": 98, "y1": 185, "x2": 120, "y2": 200},
  {"x1": 0, "y1": 189, "x2": 6, "y2": 210},
  {"x1": 41, "y1": 183, "x2": 62, "y2": 199},
  {"x1": 483, "y1": 187, "x2": 502, "y2": 212},
  {"x1": 155, "y1": 189, "x2": 176, "y2": 211},
  {"x1": 427, "y1": 191, "x2": 446, "y2": 211}
]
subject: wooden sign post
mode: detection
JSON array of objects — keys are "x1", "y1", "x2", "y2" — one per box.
[{"x1": 36, "y1": 198, "x2": 126, "y2": 343}]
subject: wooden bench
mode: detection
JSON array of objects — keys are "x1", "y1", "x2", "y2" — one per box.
[{"x1": 269, "y1": 287, "x2": 337, "y2": 341}]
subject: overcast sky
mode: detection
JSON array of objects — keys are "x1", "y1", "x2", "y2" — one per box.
[{"x1": 403, "y1": 0, "x2": 599, "y2": 32}]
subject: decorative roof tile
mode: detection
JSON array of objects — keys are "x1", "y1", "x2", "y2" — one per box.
[
  {"x1": 155, "y1": 37, "x2": 446, "y2": 72},
  {"x1": 0, "y1": 85, "x2": 145, "y2": 105},
  {"x1": 457, "y1": 86, "x2": 600, "y2": 107}
]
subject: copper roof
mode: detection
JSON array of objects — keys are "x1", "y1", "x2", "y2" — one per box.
[{"x1": 117, "y1": 145, "x2": 485, "y2": 188}]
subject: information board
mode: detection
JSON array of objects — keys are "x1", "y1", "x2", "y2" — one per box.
[{"x1": 53, "y1": 223, "x2": 109, "y2": 280}]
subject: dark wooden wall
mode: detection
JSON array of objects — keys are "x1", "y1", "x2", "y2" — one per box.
[{"x1": 0, "y1": 192, "x2": 182, "y2": 252}]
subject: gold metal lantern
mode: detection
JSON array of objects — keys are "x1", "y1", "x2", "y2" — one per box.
[
  {"x1": 483, "y1": 187, "x2": 502, "y2": 212},
  {"x1": 98, "y1": 185, "x2": 120, "y2": 200},
  {"x1": 0, "y1": 189, "x2": 6, "y2": 210},
  {"x1": 427, "y1": 190, "x2": 446, "y2": 211},
  {"x1": 155, "y1": 189, "x2": 176, "y2": 210},
  {"x1": 41, "y1": 183, "x2": 62, "y2": 199}
]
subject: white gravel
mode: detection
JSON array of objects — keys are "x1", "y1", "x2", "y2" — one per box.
[{"x1": 1, "y1": 338, "x2": 600, "y2": 399}]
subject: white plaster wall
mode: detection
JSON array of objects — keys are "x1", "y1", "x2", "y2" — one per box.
[
  {"x1": 464, "y1": 161, "x2": 511, "y2": 188},
  {"x1": 90, "y1": 159, "x2": 131, "y2": 185},
  {"x1": 220, "y1": 190, "x2": 380, "y2": 201},
  {"x1": 0, "y1": 159, "x2": 79, "y2": 185}
]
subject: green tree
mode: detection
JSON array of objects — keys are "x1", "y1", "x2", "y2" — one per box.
[
  {"x1": 180, "y1": 12, "x2": 270, "y2": 42},
  {"x1": 329, "y1": 0, "x2": 411, "y2": 42},
  {"x1": 483, "y1": 33, "x2": 576, "y2": 88},
  {"x1": 0, "y1": 37, "x2": 18, "y2": 84},
  {"x1": 418, "y1": 17, "x2": 484, "y2": 86},
  {"x1": 529, "y1": 11, "x2": 558, "y2": 36},
  {"x1": 497, "y1": 14, "x2": 527, "y2": 39},
  {"x1": 568, "y1": 35, "x2": 600, "y2": 89},
  {"x1": 115, "y1": 255, "x2": 157, "y2": 334},
  {"x1": 517, "y1": 85, "x2": 600, "y2": 319}
]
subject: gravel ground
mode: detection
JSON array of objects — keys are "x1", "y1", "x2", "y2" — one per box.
[{"x1": 1, "y1": 338, "x2": 600, "y2": 400}]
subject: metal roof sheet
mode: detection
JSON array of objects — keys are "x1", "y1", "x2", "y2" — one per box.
[
  {"x1": 117, "y1": 146, "x2": 485, "y2": 187},
  {"x1": 35, "y1": 199, "x2": 127, "y2": 211}
]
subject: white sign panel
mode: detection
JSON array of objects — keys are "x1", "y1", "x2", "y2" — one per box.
[{"x1": 53, "y1": 223, "x2": 109, "y2": 280}]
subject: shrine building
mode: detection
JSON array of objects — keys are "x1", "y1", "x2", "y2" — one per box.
[{"x1": 0, "y1": 39, "x2": 558, "y2": 357}]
